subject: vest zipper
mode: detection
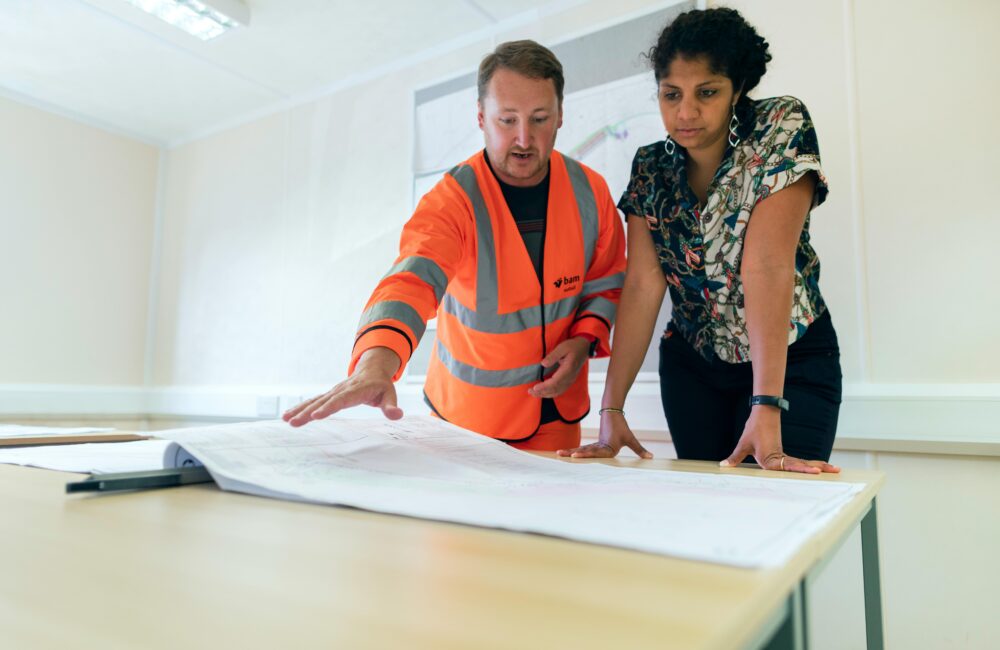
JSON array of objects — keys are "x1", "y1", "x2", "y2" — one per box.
[{"x1": 538, "y1": 211, "x2": 548, "y2": 380}]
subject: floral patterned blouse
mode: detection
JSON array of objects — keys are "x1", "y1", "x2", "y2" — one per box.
[{"x1": 618, "y1": 96, "x2": 829, "y2": 363}]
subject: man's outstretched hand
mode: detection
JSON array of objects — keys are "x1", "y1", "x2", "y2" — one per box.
[{"x1": 283, "y1": 348, "x2": 402, "y2": 426}]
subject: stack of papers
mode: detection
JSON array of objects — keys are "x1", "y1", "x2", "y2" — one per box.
[
  {"x1": 0, "y1": 423, "x2": 145, "y2": 450},
  {"x1": 0, "y1": 439, "x2": 178, "y2": 474}
]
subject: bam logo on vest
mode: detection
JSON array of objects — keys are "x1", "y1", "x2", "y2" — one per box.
[{"x1": 553, "y1": 274, "x2": 580, "y2": 290}]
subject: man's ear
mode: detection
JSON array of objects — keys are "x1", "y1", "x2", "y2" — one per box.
[
  {"x1": 557, "y1": 104, "x2": 564, "y2": 129},
  {"x1": 477, "y1": 101, "x2": 485, "y2": 130}
]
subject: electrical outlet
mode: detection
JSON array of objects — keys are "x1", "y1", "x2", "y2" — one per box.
[
  {"x1": 256, "y1": 395, "x2": 279, "y2": 418},
  {"x1": 279, "y1": 394, "x2": 303, "y2": 412}
]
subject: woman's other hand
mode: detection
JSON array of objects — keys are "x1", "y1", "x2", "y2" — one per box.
[
  {"x1": 556, "y1": 410, "x2": 653, "y2": 459},
  {"x1": 720, "y1": 407, "x2": 839, "y2": 474}
]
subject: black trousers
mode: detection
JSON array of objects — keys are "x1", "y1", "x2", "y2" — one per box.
[{"x1": 659, "y1": 311, "x2": 842, "y2": 463}]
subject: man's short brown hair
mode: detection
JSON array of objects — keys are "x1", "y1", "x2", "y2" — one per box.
[{"x1": 477, "y1": 40, "x2": 565, "y2": 103}]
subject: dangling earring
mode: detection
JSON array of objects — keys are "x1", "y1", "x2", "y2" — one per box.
[
  {"x1": 728, "y1": 107, "x2": 740, "y2": 148},
  {"x1": 664, "y1": 134, "x2": 676, "y2": 155}
]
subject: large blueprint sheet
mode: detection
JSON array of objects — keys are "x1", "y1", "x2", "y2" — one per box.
[{"x1": 158, "y1": 416, "x2": 862, "y2": 568}]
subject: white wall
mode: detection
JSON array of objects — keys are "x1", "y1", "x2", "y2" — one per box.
[
  {"x1": 852, "y1": 0, "x2": 995, "y2": 383},
  {"x1": 0, "y1": 95, "x2": 158, "y2": 391},
  {"x1": 152, "y1": 66, "x2": 429, "y2": 389}
]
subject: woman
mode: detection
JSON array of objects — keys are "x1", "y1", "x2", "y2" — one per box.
[{"x1": 559, "y1": 8, "x2": 841, "y2": 473}]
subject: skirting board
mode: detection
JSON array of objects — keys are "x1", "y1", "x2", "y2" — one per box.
[
  {"x1": 0, "y1": 385, "x2": 146, "y2": 415},
  {"x1": 1, "y1": 381, "x2": 999, "y2": 454}
]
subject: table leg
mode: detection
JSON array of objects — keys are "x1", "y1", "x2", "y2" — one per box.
[
  {"x1": 861, "y1": 499, "x2": 885, "y2": 650},
  {"x1": 762, "y1": 581, "x2": 808, "y2": 650}
]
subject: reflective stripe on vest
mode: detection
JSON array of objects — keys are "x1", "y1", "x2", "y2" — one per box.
[
  {"x1": 581, "y1": 272, "x2": 624, "y2": 296},
  {"x1": 449, "y1": 164, "x2": 500, "y2": 316},
  {"x1": 382, "y1": 255, "x2": 449, "y2": 303},
  {"x1": 577, "y1": 295, "x2": 617, "y2": 323},
  {"x1": 357, "y1": 300, "x2": 426, "y2": 341},
  {"x1": 440, "y1": 292, "x2": 578, "y2": 334},
  {"x1": 435, "y1": 338, "x2": 541, "y2": 388},
  {"x1": 563, "y1": 156, "x2": 599, "y2": 271}
]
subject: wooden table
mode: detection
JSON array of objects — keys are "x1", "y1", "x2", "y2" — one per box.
[{"x1": 0, "y1": 457, "x2": 884, "y2": 650}]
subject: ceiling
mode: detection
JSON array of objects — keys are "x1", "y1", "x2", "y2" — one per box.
[{"x1": 0, "y1": 0, "x2": 574, "y2": 146}]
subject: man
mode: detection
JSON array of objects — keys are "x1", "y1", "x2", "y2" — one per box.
[{"x1": 283, "y1": 40, "x2": 625, "y2": 451}]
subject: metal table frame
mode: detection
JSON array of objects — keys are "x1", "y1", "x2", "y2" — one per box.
[{"x1": 745, "y1": 498, "x2": 884, "y2": 650}]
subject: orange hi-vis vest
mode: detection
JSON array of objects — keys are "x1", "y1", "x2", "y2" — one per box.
[{"x1": 349, "y1": 150, "x2": 626, "y2": 441}]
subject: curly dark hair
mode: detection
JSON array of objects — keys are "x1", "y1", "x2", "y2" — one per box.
[{"x1": 649, "y1": 8, "x2": 771, "y2": 118}]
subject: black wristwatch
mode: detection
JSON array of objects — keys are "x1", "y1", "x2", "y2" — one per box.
[{"x1": 749, "y1": 395, "x2": 790, "y2": 411}]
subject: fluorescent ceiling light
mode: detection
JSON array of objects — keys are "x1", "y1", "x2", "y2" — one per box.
[{"x1": 124, "y1": 0, "x2": 250, "y2": 40}]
